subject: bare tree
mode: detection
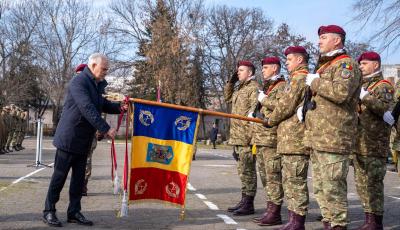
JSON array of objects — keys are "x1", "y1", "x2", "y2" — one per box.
[
  {"x1": 351, "y1": 0, "x2": 400, "y2": 52},
  {"x1": 201, "y1": 6, "x2": 273, "y2": 112},
  {"x1": 33, "y1": 0, "x2": 98, "y2": 128}
]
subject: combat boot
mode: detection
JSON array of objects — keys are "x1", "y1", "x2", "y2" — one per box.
[
  {"x1": 258, "y1": 202, "x2": 282, "y2": 226},
  {"x1": 18, "y1": 144, "x2": 25, "y2": 150},
  {"x1": 358, "y1": 213, "x2": 383, "y2": 230},
  {"x1": 12, "y1": 146, "x2": 19, "y2": 151},
  {"x1": 278, "y1": 210, "x2": 293, "y2": 230},
  {"x1": 323, "y1": 221, "x2": 331, "y2": 230},
  {"x1": 227, "y1": 193, "x2": 245, "y2": 212},
  {"x1": 278, "y1": 211, "x2": 305, "y2": 230},
  {"x1": 0, "y1": 149, "x2": 5, "y2": 155},
  {"x1": 252, "y1": 202, "x2": 269, "y2": 223},
  {"x1": 233, "y1": 195, "x2": 254, "y2": 216},
  {"x1": 332, "y1": 226, "x2": 347, "y2": 230},
  {"x1": 2, "y1": 147, "x2": 9, "y2": 153},
  {"x1": 7, "y1": 146, "x2": 13, "y2": 152}
]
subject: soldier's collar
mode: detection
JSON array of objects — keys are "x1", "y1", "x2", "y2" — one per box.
[
  {"x1": 363, "y1": 71, "x2": 382, "y2": 84},
  {"x1": 321, "y1": 48, "x2": 346, "y2": 58}
]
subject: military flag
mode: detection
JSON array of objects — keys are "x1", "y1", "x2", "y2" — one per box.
[{"x1": 129, "y1": 102, "x2": 199, "y2": 206}]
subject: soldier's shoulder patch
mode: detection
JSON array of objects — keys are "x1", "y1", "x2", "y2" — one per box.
[
  {"x1": 341, "y1": 68, "x2": 352, "y2": 79},
  {"x1": 385, "y1": 92, "x2": 393, "y2": 101},
  {"x1": 341, "y1": 62, "x2": 353, "y2": 70}
]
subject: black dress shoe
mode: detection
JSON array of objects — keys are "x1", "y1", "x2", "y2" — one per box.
[
  {"x1": 42, "y1": 212, "x2": 62, "y2": 227},
  {"x1": 67, "y1": 212, "x2": 93, "y2": 226}
]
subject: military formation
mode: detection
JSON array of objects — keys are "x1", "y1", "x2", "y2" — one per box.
[
  {"x1": 224, "y1": 24, "x2": 397, "y2": 230},
  {"x1": 0, "y1": 104, "x2": 28, "y2": 154}
]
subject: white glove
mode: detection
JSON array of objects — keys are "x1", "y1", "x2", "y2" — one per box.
[
  {"x1": 383, "y1": 111, "x2": 395, "y2": 126},
  {"x1": 359, "y1": 88, "x2": 369, "y2": 100},
  {"x1": 258, "y1": 91, "x2": 266, "y2": 102},
  {"x1": 297, "y1": 106, "x2": 303, "y2": 121},
  {"x1": 306, "y1": 73, "x2": 320, "y2": 86},
  {"x1": 247, "y1": 112, "x2": 255, "y2": 118}
]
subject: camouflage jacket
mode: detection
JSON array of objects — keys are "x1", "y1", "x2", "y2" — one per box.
[
  {"x1": 305, "y1": 53, "x2": 362, "y2": 154},
  {"x1": 268, "y1": 66, "x2": 308, "y2": 154},
  {"x1": 224, "y1": 78, "x2": 259, "y2": 146},
  {"x1": 250, "y1": 77, "x2": 286, "y2": 147},
  {"x1": 356, "y1": 72, "x2": 394, "y2": 157}
]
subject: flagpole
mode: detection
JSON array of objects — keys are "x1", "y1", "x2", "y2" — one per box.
[{"x1": 128, "y1": 98, "x2": 264, "y2": 124}]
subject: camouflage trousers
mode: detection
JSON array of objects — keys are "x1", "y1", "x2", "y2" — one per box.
[
  {"x1": 256, "y1": 146, "x2": 283, "y2": 204},
  {"x1": 85, "y1": 138, "x2": 98, "y2": 183},
  {"x1": 6, "y1": 129, "x2": 15, "y2": 147},
  {"x1": 282, "y1": 154, "x2": 309, "y2": 216},
  {"x1": 11, "y1": 130, "x2": 21, "y2": 147},
  {"x1": 354, "y1": 155, "x2": 386, "y2": 215},
  {"x1": 235, "y1": 145, "x2": 257, "y2": 197},
  {"x1": 311, "y1": 150, "x2": 349, "y2": 227}
]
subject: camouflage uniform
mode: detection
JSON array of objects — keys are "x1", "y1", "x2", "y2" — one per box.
[
  {"x1": 224, "y1": 78, "x2": 259, "y2": 197},
  {"x1": 6, "y1": 107, "x2": 17, "y2": 151},
  {"x1": 1, "y1": 108, "x2": 11, "y2": 152},
  {"x1": 355, "y1": 72, "x2": 393, "y2": 216},
  {"x1": 251, "y1": 76, "x2": 285, "y2": 204},
  {"x1": 0, "y1": 110, "x2": 5, "y2": 154},
  {"x1": 17, "y1": 112, "x2": 27, "y2": 148},
  {"x1": 305, "y1": 52, "x2": 362, "y2": 227},
  {"x1": 83, "y1": 137, "x2": 97, "y2": 194},
  {"x1": 392, "y1": 80, "x2": 400, "y2": 175},
  {"x1": 268, "y1": 66, "x2": 310, "y2": 216},
  {"x1": 11, "y1": 110, "x2": 22, "y2": 150}
]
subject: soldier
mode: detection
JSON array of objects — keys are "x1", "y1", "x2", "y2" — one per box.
[
  {"x1": 224, "y1": 60, "x2": 259, "y2": 216},
  {"x1": 354, "y1": 51, "x2": 393, "y2": 229},
  {"x1": 11, "y1": 108, "x2": 22, "y2": 151},
  {"x1": 304, "y1": 25, "x2": 362, "y2": 229},
  {"x1": 5, "y1": 105, "x2": 17, "y2": 152},
  {"x1": 391, "y1": 79, "x2": 400, "y2": 175},
  {"x1": 251, "y1": 56, "x2": 285, "y2": 226},
  {"x1": 16, "y1": 111, "x2": 27, "y2": 150},
  {"x1": 74, "y1": 63, "x2": 99, "y2": 196},
  {"x1": 1, "y1": 106, "x2": 12, "y2": 153},
  {"x1": 262, "y1": 47, "x2": 310, "y2": 229},
  {"x1": 0, "y1": 107, "x2": 6, "y2": 154}
]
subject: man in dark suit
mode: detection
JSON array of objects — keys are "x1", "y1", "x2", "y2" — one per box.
[{"x1": 42, "y1": 53, "x2": 127, "y2": 227}]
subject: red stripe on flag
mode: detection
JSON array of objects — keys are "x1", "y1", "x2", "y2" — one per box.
[{"x1": 129, "y1": 167, "x2": 188, "y2": 205}]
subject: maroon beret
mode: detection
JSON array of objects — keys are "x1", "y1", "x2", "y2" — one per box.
[
  {"x1": 75, "y1": 64, "x2": 87, "y2": 73},
  {"x1": 318, "y1": 25, "x2": 346, "y2": 37},
  {"x1": 261, "y1": 56, "x2": 281, "y2": 66},
  {"x1": 284, "y1": 46, "x2": 308, "y2": 56},
  {"x1": 237, "y1": 60, "x2": 255, "y2": 69},
  {"x1": 357, "y1": 51, "x2": 381, "y2": 63}
]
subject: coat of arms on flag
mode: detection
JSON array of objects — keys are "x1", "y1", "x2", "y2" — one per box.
[{"x1": 129, "y1": 102, "x2": 199, "y2": 207}]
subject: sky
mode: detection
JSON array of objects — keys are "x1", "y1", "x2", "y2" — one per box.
[
  {"x1": 205, "y1": 0, "x2": 399, "y2": 65},
  {"x1": 94, "y1": 0, "x2": 399, "y2": 65}
]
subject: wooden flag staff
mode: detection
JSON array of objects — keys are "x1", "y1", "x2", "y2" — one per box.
[{"x1": 127, "y1": 98, "x2": 264, "y2": 124}]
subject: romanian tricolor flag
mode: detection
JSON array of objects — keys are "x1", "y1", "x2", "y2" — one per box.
[{"x1": 129, "y1": 102, "x2": 199, "y2": 206}]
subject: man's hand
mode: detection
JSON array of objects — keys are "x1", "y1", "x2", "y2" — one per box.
[
  {"x1": 262, "y1": 117, "x2": 272, "y2": 128},
  {"x1": 106, "y1": 128, "x2": 117, "y2": 139},
  {"x1": 96, "y1": 131, "x2": 105, "y2": 141},
  {"x1": 359, "y1": 88, "x2": 369, "y2": 100},
  {"x1": 120, "y1": 103, "x2": 129, "y2": 112},
  {"x1": 383, "y1": 111, "x2": 395, "y2": 126},
  {"x1": 228, "y1": 72, "x2": 239, "y2": 84},
  {"x1": 306, "y1": 73, "x2": 320, "y2": 86},
  {"x1": 258, "y1": 90, "x2": 266, "y2": 102}
]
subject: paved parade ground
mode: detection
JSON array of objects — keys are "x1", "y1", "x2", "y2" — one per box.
[{"x1": 0, "y1": 138, "x2": 400, "y2": 229}]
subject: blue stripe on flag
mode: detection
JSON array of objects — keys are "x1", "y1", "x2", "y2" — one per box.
[{"x1": 133, "y1": 103, "x2": 198, "y2": 145}]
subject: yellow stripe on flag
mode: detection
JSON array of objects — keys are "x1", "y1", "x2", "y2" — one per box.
[{"x1": 131, "y1": 136, "x2": 193, "y2": 175}]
